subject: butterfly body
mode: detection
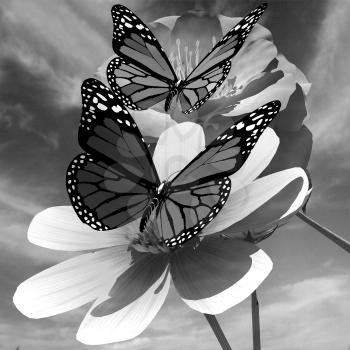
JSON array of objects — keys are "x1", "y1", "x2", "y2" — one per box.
[
  {"x1": 164, "y1": 81, "x2": 182, "y2": 112},
  {"x1": 67, "y1": 78, "x2": 281, "y2": 248},
  {"x1": 108, "y1": 3, "x2": 267, "y2": 114}
]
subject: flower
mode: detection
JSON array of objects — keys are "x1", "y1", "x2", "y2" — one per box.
[
  {"x1": 95, "y1": 6, "x2": 313, "y2": 241},
  {"x1": 97, "y1": 7, "x2": 310, "y2": 136},
  {"x1": 13, "y1": 123, "x2": 309, "y2": 344}
]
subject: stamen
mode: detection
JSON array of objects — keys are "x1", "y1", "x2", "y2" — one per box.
[
  {"x1": 212, "y1": 35, "x2": 217, "y2": 48},
  {"x1": 169, "y1": 38, "x2": 237, "y2": 100},
  {"x1": 195, "y1": 40, "x2": 200, "y2": 66}
]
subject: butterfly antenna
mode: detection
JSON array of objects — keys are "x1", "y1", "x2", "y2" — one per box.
[{"x1": 166, "y1": 168, "x2": 182, "y2": 182}]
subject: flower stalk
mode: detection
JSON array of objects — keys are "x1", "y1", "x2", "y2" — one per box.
[
  {"x1": 204, "y1": 314, "x2": 232, "y2": 350},
  {"x1": 251, "y1": 291, "x2": 261, "y2": 350},
  {"x1": 296, "y1": 211, "x2": 350, "y2": 253}
]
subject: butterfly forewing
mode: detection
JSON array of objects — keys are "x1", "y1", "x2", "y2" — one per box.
[
  {"x1": 66, "y1": 79, "x2": 160, "y2": 231},
  {"x1": 178, "y1": 4, "x2": 267, "y2": 114},
  {"x1": 171, "y1": 100, "x2": 281, "y2": 187},
  {"x1": 185, "y1": 3, "x2": 267, "y2": 79},
  {"x1": 107, "y1": 57, "x2": 171, "y2": 110},
  {"x1": 66, "y1": 153, "x2": 150, "y2": 230},
  {"x1": 79, "y1": 78, "x2": 159, "y2": 187},
  {"x1": 111, "y1": 4, "x2": 176, "y2": 82}
]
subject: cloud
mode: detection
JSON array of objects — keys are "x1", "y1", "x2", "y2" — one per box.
[
  {"x1": 307, "y1": 0, "x2": 350, "y2": 150},
  {"x1": 0, "y1": 1, "x2": 348, "y2": 350},
  {"x1": 300, "y1": 1, "x2": 350, "y2": 210},
  {"x1": 260, "y1": 275, "x2": 350, "y2": 350}
]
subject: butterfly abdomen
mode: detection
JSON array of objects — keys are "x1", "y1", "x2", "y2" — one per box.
[
  {"x1": 164, "y1": 90, "x2": 177, "y2": 112},
  {"x1": 140, "y1": 197, "x2": 160, "y2": 232},
  {"x1": 140, "y1": 181, "x2": 171, "y2": 232}
]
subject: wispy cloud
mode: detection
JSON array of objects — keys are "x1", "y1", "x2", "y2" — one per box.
[{"x1": 307, "y1": 0, "x2": 350, "y2": 151}]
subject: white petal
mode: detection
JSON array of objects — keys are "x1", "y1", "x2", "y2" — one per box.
[
  {"x1": 13, "y1": 246, "x2": 131, "y2": 318},
  {"x1": 229, "y1": 127, "x2": 279, "y2": 191},
  {"x1": 203, "y1": 167, "x2": 309, "y2": 235},
  {"x1": 153, "y1": 122, "x2": 205, "y2": 181},
  {"x1": 28, "y1": 206, "x2": 136, "y2": 251},
  {"x1": 93, "y1": 55, "x2": 115, "y2": 86},
  {"x1": 129, "y1": 108, "x2": 177, "y2": 138},
  {"x1": 76, "y1": 267, "x2": 170, "y2": 344},
  {"x1": 181, "y1": 249, "x2": 272, "y2": 314},
  {"x1": 150, "y1": 15, "x2": 180, "y2": 31}
]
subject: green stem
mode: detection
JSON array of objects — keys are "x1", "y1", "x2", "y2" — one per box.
[
  {"x1": 204, "y1": 314, "x2": 232, "y2": 350},
  {"x1": 251, "y1": 291, "x2": 261, "y2": 350},
  {"x1": 296, "y1": 211, "x2": 350, "y2": 253}
]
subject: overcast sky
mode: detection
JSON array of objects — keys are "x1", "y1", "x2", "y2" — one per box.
[{"x1": 0, "y1": 0, "x2": 350, "y2": 349}]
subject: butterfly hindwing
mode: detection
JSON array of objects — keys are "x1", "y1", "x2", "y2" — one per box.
[
  {"x1": 107, "y1": 57, "x2": 171, "y2": 110},
  {"x1": 157, "y1": 177, "x2": 231, "y2": 247},
  {"x1": 179, "y1": 61, "x2": 231, "y2": 113},
  {"x1": 67, "y1": 153, "x2": 151, "y2": 230},
  {"x1": 171, "y1": 100, "x2": 281, "y2": 187}
]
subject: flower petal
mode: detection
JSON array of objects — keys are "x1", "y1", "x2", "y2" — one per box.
[
  {"x1": 153, "y1": 122, "x2": 205, "y2": 181},
  {"x1": 261, "y1": 125, "x2": 312, "y2": 176},
  {"x1": 203, "y1": 167, "x2": 309, "y2": 235},
  {"x1": 222, "y1": 55, "x2": 310, "y2": 118},
  {"x1": 272, "y1": 84, "x2": 308, "y2": 132},
  {"x1": 150, "y1": 15, "x2": 179, "y2": 31},
  {"x1": 229, "y1": 127, "x2": 279, "y2": 191},
  {"x1": 13, "y1": 246, "x2": 131, "y2": 318},
  {"x1": 76, "y1": 255, "x2": 170, "y2": 344},
  {"x1": 94, "y1": 55, "x2": 115, "y2": 86},
  {"x1": 171, "y1": 235, "x2": 272, "y2": 314},
  {"x1": 218, "y1": 171, "x2": 311, "y2": 239},
  {"x1": 28, "y1": 206, "x2": 136, "y2": 251},
  {"x1": 129, "y1": 108, "x2": 176, "y2": 138}
]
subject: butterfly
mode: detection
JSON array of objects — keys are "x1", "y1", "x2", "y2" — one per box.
[
  {"x1": 66, "y1": 78, "x2": 280, "y2": 247},
  {"x1": 107, "y1": 3, "x2": 267, "y2": 114}
]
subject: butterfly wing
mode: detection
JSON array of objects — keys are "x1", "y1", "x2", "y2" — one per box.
[
  {"x1": 154, "y1": 100, "x2": 281, "y2": 246},
  {"x1": 107, "y1": 57, "x2": 172, "y2": 110},
  {"x1": 178, "y1": 61, "x2": 232, "y2": 114},
  {"x1": 66, "y1": 78, "x2": 160, "y2": 230},
  {"x1": 67, "y1": 153, "x2": 154, "y2": 230},
  {"x1": 110, "y1": 4, "x2": 177, "y2": 110},
  {"x1": 156, "y1": 177, "x2": 231, "y2": 247},
  {"x1": 179, "y1": 3, "x2": 267, "y2": 114},
  {"x1": 172, "y1": 100, "x2": 281, "y2": 186}
]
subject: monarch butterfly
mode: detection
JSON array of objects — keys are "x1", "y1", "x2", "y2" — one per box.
[
  {"x1": 107, "y1": 3, "x2": 267, "y2": 114},
  {"x1": 66, "y1": 78, "x2": 280, "y2": 247}
]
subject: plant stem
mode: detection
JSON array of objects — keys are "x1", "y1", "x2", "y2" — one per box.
[
  {"x1": 251, "y1": 291, "x2": 261, "y2": 350},
  {"x1": 204, "y1": 314, "x2": 232, "y2": 350},
  {"x1": 296, "y1": 211, "x2": 350, "y2": 253}
]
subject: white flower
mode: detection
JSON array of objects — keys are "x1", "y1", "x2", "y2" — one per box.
[{"x1": 13, "y1": 123, "x2": 309, "y2": 345}]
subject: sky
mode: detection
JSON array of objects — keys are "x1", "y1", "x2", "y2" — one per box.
[{"x1": 0, "y1": 0, "x2": 350, "y2": 349}]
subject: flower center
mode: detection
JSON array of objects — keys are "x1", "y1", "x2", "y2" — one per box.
[
  {"x1": 129, "y1": 221, "x2": 170, "y2": 254},
  {"x1": 169, "y1": 38, "x2": 236, "y2": 99}
]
